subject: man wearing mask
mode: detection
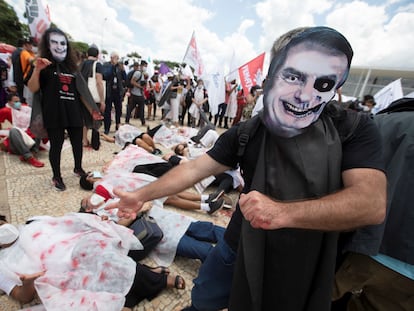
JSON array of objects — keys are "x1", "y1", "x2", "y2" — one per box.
[{"x1": 108, "y1": 27, "x2": 386, "y2": 311}]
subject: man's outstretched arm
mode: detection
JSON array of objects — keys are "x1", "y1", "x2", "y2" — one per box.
[{"x1": 107, "y1": 154, "x2": 230, "y2": 219}]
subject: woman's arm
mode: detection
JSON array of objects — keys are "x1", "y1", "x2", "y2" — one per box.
[{"x1": 27, "y1": 58, "x2": 51, "y2": 93}]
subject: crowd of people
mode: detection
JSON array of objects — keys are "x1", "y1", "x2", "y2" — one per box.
[{"x1": 0, "y1": 25, "x2": 413, "y2": 311}]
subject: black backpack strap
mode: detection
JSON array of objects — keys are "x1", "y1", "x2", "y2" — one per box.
[
  {"x1": 236, "y1": 112, "x2": 263, "y2": 157},
  {"x1": 324, "y1": 102, "x2": 362, "y2": 143}
]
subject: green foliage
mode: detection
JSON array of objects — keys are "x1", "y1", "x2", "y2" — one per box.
[
  {"x1": 71, "y1": 41, "x2": 88, "y2": 54},
  {"x1": 153, "y1": 59, "x2": 180, "y2": 69},
  {"x1": 0, "y1": 0, "x2": 27, "y2": 45},
  {"x1": 127, "y1": 51, "x2": 141, "y2": 58}
]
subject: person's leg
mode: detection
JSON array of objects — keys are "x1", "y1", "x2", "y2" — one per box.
[
  {"x1": 140, "y1": 133, "x2": 156, "y2": 149},
  {"x1": 82, "y1": 126, "x2": 89, "y2": 146},
  {"x1": 66, "y1": 127, "x2": 84, "y2": 173},
  {"x1": 165, "y1": 195, "x2": 200, "y2": 210},
  {"x1": 47, "y1": 128, "x2": 65, "y2": 179},
  {"x1": 104, "y1": 95, "x2": 113, "y2": 134},
  {"x1": 177, "y1": 191, "x2": 202, "y2": 201},
  {"x1": 138, "y1": 96, "x2": 146, "y2": 125},
  {"x1": 176, "y1": 234, "x2": 214, "y2": 262},
  {"x1": 135, "y1": 138, "x2": 154, "y2": 154},
  {"x1": 125, "y1": 95, "x2": 134, "y2": 124},
  {"x1": 185, "y1": 221, "x2": 225, "y2": 243},
  {"x1": 114, "y1": 93, "x2": 122, "y2": 130},
  {"x1": 190, "y1": 239, "x2": 237, "y2": 310},
  {"x1": 211, "y1": 173, "x2": 234, "y2": 194},
  {"x1": 8, "y1": 128, "x2": 33, "y2": 159}
]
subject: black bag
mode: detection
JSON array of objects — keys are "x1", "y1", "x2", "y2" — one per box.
[
  {"x1": 91, "y1": 128, "x2": 100, "y2": 150},
  {"x1": 128, "y1": 212, "x2": 163, "y2": 261}
]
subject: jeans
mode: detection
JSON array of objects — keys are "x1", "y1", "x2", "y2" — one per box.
[
  {"x1": 176, "y1": 221, "x2": 225, "y2": 262},
  {"x1": 183, "y1": 237, "x2": 237, "y2": 311}
]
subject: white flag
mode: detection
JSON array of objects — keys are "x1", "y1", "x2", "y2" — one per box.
[
  {"x1": 183, "y1": 31, "x2": 204, "y2": 77},
  {"x1": 25, "y1": 0, "x2": 51, "y2": 43},
  {"x1": 204, "y1": 70, "x2": 225, "y2": 116},
  {"x1": 372, "y1": 79, "x2": 404, "y2": 114}
]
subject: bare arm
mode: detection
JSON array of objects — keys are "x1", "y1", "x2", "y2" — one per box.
[
  {"x1": 241, "y1": 168, "x2": 386, "y2": 231},
  {"x1": 27, "y1": 58, "x2": 52, "y2": 93},
  {"x1": 9, "y1": 271, "x2": 45, "y2": 304},
  {"x1": 108, "y1": 154, "x2": 230, "y2": 218}
]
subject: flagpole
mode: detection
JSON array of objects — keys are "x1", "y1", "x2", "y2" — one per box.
[{"x1": 182, "y1": 30, "x2": 195, "y2": 64}]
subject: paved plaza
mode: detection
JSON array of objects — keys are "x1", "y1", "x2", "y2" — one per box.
[{"x1": 0, "y1": 114, "x2": 234, "y2": 311}]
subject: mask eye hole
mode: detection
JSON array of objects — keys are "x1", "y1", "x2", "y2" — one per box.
[{"x1": 314, "y1": 78, "x2": 336, "y2": 92}]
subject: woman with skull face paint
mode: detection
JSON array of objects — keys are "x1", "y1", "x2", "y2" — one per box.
[{"x1": 28, "y1": 28, "x2": 100, "y2": 191}]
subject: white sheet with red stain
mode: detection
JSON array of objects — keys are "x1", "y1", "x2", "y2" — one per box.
[{"x1": 3, "y1": 213, "x2": 142, "y2": 311}]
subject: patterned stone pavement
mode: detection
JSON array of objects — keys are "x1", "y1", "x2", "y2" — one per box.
[{"x1": 0, "y1": 112, "x2": 234, "y2": 311}]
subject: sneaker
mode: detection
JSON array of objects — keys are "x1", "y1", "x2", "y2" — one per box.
[
  {"x1": 52, "y1": 177, "x2": 66, "y2": 191},
  {"x1": 152, "y1": 148, "x2": 162, "y2": 155},
  {"x1": 207, "y1": 198, "x2": 225, "y2": 215},
  {"x1": 73, "y1": 168, "x2": 87, "y2": 177},
  {"x1": 26, "y1": 157, "x2": 45, "y2": 168},
  {"x1": 206, "y1": 190, "x2": 224, "y2": 203}
]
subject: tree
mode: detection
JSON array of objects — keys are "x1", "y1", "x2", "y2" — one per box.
[
  {"x1": 127, "y1": 51, "x2": 141, "y2": 59},
  {"x1": 0, "y1": 0, "x2": 28, "y2": 45}
]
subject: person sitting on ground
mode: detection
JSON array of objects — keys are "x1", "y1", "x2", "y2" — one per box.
[
  {"x1": 101, "y1": 123, "x2": 162, "y2": 155},
  {"x1": 0, "y1": 93, "x2": 44, "y2": 167},
  {"x1": 0, "y1": 214, "x2": 185, "y2": 310}
]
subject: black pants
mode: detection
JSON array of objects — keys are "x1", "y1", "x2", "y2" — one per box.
[
  {"x1": 126, "y1": 94, "x2": 145, "y2": 125},
  {"x1": 47, "y1": 127, "x2": 83, "y2": 179},
  {"x1": 124, "y1": 263, "x2": 168, "y2": 308}
]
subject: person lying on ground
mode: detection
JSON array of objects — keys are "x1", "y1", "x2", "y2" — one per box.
[{"x1": 0, "y1": 214, "x2": 185, "y2": 311}]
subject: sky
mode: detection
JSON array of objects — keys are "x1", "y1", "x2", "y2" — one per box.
[{"x1": 6, "y1": 0, "x2": 414, "y2": 75}]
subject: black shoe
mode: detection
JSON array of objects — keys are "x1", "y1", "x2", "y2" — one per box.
[
  {"x1": 52, "y1": 177, "x2": 66, "y2": 191},
  {"x1": 73, "y1": 168, "x2": 87, "y2": 177},
  {"x1": 208, "y1": 198, "x2": 225, "y2": 214},
  {"x1": 152, "y1": 148, "x2": 162, "y2": 155},
  {"x1": 206, "y1": 190, "x2": 224, "y2": 203}
]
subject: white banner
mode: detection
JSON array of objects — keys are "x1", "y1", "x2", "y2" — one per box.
[
  {"x1": 183, "y1": 31, "x2": 204, "y2": 77},
  {"x1": 372, "y1": 79, "x2": 404, "y2": 114},
  {"x1": 25, "y1": 0, "x2": 51, "y2": 43}
]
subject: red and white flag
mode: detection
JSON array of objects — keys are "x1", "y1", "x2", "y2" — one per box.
[
  {"x1": 238, "y1": 52, "x2": 265, "y2": 95},
  {"x1": 183, "y1": 31, "x2": 204, "y2": 77},
  {"x1": 25, "y1": 0, "x2": 51, "y2": 43}
]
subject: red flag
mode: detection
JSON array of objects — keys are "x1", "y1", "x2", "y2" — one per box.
[
  {"x1": 238, "y1": 52, "x2": 265, "y2": 95},
  {"x1": 25, "y1": 0, "x2": 51, "y2": 43},
  {"x1": 183, "y1": 31, "x2": 204, "y2": 77}
]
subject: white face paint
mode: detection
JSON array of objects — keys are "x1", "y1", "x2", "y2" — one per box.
[{"x1": 49, "y1": 33, "x2": 67, "y2": 62}]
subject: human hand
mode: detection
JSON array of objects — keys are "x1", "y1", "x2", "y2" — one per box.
[
  {"x1": 239, "y1": 190, "x2": 285, "y2": 230},
  {"x1": 105, "y1": 188, "x2": 145, "y2": 219},
  {"x1": 92, "y1": 110, "x2": 104, "y2": 120},
  {"x1": 34, "y1": 58, "x2": 51, "y2": 71},
  {"x1": 17, "y1": 271, "x2": 46, "y2": 285}
]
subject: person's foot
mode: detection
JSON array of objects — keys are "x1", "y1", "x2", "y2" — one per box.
[
  {"x1": 167, "y1": 275, "x2": 186, "y2": 290},
  {"x1": 206, "y1": 190, "x2": 224, "y2": 203},
  {"x1": 208, "y1": 198, "x2": 225, "y2": 214},
  {"x1": 152, "y1": 148, "x2": 162, "y2": 155},
  {"x1": 73, "y1": 168, "x2": 87, "y2": 177},
  {"x1": 143, "y1": 264, "x2": 170, "y2": 275},
  {"x1": 52, "y1": 177, "x2": 66, "y2": 191},
  {"x1": 20, "y1": 156, "x2": 45, "y2": 168}
]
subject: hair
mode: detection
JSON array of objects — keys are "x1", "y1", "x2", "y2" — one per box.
[
  {"x1": 250, "y1": 85, "x2": 261, "y2": 95},
  {"x1": 6, "y1": 93, "x2": 18, "y2": 102},
  {"x1": 0, "y1": 215, "x2": 7, "y2": 222},
  {"x1": 87, "y1": 45, "x2": 99, "y2": 57},
  {"x1": 79, "y1": 174, "x2": 93, "y2": 191},
  {"x1": 174, "y1": 143, "x2": 187, "y2": 156},
  {"x1": 38, "y1": 27, "x2": 78, "y2": 73},
  {"x1": 265, "y1": 26, "x2": 353, "y2": 94}
]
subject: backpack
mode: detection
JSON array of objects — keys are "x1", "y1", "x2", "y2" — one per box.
[
  {"x1": 236, "y1": 103, "x2": 361, "y2": 159},
  {"x1": 11, "y1": 48, "x2": 23, "y2": 87},
  {"x1": 0, "y1": 59, "x2": 8, "y2": 82},
  {"x1": 126, "y1": 70, "x2": 141, "y2": 89}
]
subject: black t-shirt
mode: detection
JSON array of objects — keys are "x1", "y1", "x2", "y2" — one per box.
[
  {"x1": 39, "y1": 64, "x2": 84, "y2": 128},
  {"x1": 207, "y1": 112, "x2": 384, "y2": 251},
  {"x1": 80, "y1": 59, "x2": 103, "y2": 81}
]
